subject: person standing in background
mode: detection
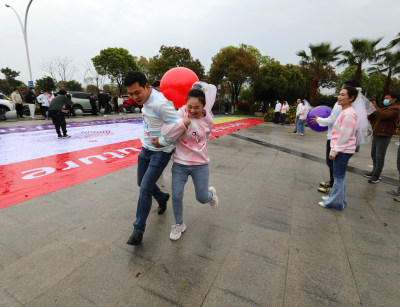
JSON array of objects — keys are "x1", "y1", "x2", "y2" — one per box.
[
  {"x1": 24, "y1": 88, "x2": 36, "y2": 119},
  {"x1": 274, "y1": 100, "x2": 282, "y2": 124},
  {"x1": 280, "y1": 101, "x2": 289, "y2": 125},
  {"x1": 11, "y1": 88, "x2": 25, "y2": 118}
]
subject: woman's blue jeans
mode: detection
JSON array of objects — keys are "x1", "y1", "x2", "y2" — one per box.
[
  {"x1": 133, "y1": 147, "x2": 172, "y2": 233},
  {"x1": 323, "y1": 152, "x2": 353, "y2": 210},
  {"x1": 171, "y1": 162, "x2": 212, "y2": 225}
]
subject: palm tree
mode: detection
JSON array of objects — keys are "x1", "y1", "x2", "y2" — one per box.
[
  {"x1": 369, "y1": 50, "x2": 400, "y2": 96},
  {"x1": 297, "y1": 42, "x2": 341, "y2": 105},
  {"x1": 337, "y1": 38, "x2": 385, "y2": 82},
  {"x1": 388, "y1": 32, "x2": 400, "y2": 48}
]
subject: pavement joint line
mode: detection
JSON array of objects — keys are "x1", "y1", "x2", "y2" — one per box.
[{"x1": 229, "y1": 133, "x2": 398, "y2": 186}]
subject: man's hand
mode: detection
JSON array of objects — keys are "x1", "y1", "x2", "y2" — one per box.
[
  {"x1": 371, "y1": 100, "x2": 377, "y2": 108},
  {"x1": 62, "y1": 109, "x2": 70, "y2": 113},
  {"x1": 329, "y1": 154, "x2": 335, "y2": 161},
  {"x1": 151, "y1": 137, "x2": 162, "y2": 148},
  {"x1": 310, "y1": 115, "x2": 319, "y2": 125},
  {"x1": 183, "y1": 118, "x2": 191, "y2": 128}
]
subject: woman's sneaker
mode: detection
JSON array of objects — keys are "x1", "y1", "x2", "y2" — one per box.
[
  {"x1": 322, "y1": 196, "x2": 329, "y2": 201},
  {"x1": 170, "y1": 223, "x2": 186, "y2": 240},
  {"x1": 209, "y1": 187, "x2": 219, "y2": 208}
]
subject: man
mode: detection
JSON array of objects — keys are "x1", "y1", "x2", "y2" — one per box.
[
  {"x1": 125, "y1": 71, "x2": 181, "y2": 246},
  {"x1": 364, "y1": 92, "x2": 400, "y2": 183},
  {"x1": 89, "y1": 93, "x2": 98, "y2": 115},
  {"x1": 292, "y1": 99, "x2": 302, "y2": 133},
  {"x1": 11, "y1": 88, "x2": 24, "y2": 118},
  {"x1": 105, "y1": 92, "x2": 112, "y2": 115},
  {"x1": 274, "y1": 100, "x2": 281, "y2": 124},
  {"x1": 97, "y1": 90, "x2": 105, "y2": 114},
  {"x1": 48, "y1": 89, "x2": 71, "y2": 138},
  {"x1": 24, "y1": 88, "x2": 37, "y2": 119}
]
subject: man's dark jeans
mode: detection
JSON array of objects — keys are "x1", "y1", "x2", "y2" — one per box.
[
  {"x1": 371, "y1": 135, "x2": 391, "y2": 178},
  {"x1": 133, "y1": 147, "x2": 172, "y2": 233}
]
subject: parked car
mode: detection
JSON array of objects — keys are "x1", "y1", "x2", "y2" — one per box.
[
  {"x1": 69, "y1": 91, "x2": 99, "y2": 113},
  {"x1": 0, "y1": 93, "x2": 12, "y2": 101},
  {"x1": 123, "y1": 95, "x2": 143, "y2": 113},
  {"x1": 0, "y1": 96, "x2": 16, "y2": 120}
]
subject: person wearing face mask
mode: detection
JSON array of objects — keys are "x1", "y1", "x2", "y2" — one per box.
[{"x1": 364, "y1": 92, "x2": 400, "y2": 183}]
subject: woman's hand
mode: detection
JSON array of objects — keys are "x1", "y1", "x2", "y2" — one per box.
[
  {"x1": 329, "y1": 154, "x2": 335, "y2": 161},
  {"x1": 151, "y1": 137, "x2": 161, "y2": 148},
  {"x1": 310, "y1": 115, "x2": 319, "y2": 125},
  {"x1": 183, "y1": 118, "x2": 191, "y2": 128}
]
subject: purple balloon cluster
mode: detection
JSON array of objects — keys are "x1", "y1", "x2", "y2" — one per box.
[{"x1": 306, "y1": 105, "x2": 332, "y2": 132}]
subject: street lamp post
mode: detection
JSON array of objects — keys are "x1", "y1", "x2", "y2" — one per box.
[{"x1": 5, "y1": 0, "x2": 34, "y2": 86}]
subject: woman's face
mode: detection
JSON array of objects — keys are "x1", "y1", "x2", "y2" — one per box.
[
  {"x1": 338, "y1": 89, "x2": 352, "y2": 107},
  {"x1": 186, "y1": 97, "x2": 204, "y2": 118}
]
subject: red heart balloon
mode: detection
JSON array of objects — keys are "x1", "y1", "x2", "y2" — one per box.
[{"x1": 160, "y1": 67, "x2": 199, "y2": 108}]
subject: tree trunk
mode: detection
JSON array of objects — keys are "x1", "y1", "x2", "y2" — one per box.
[
  {"x1": 310, "y1": 66, "x2": 320, "y2": 106},
  {"x1": 382, "y1": 69, "x2": 392, "y2": 102},
  {"x1": 355, "y1": 62, "x2": 362, "y2": 83}
]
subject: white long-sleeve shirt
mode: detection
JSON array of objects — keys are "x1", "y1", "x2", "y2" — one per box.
[
  {"x1": 274, "y1": 103, "x2": 282, "y2": 112},
  {"x1": 141, "y1": 89, "x2": 181, "y2": 152},
  {"x1": 316, "y1": 102, "x2": 342, "y2": 140}
]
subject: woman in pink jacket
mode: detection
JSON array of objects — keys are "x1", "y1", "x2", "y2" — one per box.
[
  {"x1": 319, "y1": 85, "x2": 359, "y2": 210},
  {"x1": 157, "y1": 82, "x2": 218, "y2": 240}
]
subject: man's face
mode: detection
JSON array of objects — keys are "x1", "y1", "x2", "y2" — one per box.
[
  {"x1": 297, "y1": 99, "x2": 301, "y2": 104},
  {"x1": 127, "y1": 82, "x2": 151, "y2": 106},
  {"x1": 384, "y1": 95, "x2": 397, "y2": 104}
]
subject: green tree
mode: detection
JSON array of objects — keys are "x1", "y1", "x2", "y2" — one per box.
[
  {"x1": 239, "y1": 43, "x2": 271, "y2": 66},
  {"x1": 63, "y1": 80, "x2": 82, "y2": 91},
  {"x1": 389, "y1": 32, "x2": 400, "y2": 48},
  {"x1": 92, "y1": 47, "x2": 138, "y2": 94},
  {"x1": 135, "y1": 56, "x2": 149, "y2": 77},
  {"x1": 370, "y1": 50, "x2": 400, "y2": 96},
  {"x1": 209, "y1": 47, "x2": 259, "y2": 111},
  {"x1": 1, "y1": 67, "x2": 24, "y2": 93},
  {"x1": 297, "y1": 42, "x2": 341, "y2": 105},
  {"x1": 299, "y1": 65, "x2": 338, "y2": 100},
  {"x1": 35, "y1": 76, "x2": 56, "y2": 92},
  {"x1": 148, "y1": 45, "x2": 205, "y2": 82},
  {"x1": 86, "y1": 84, "x2": 99, "y2": 93},
  {"x1": 337, "y1": 38, "x2": 384, "y2": 82}
]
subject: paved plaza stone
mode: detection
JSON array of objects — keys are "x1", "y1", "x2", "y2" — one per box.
[{"x1": 1, "y1": 115, "x2": 400, "y2": 306}]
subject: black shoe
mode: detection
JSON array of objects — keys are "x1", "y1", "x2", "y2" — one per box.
[
  {"x1": 62, "y1": 134, "x2": 71, "y2": 138},
  {"x1": 58, "y1": 134, "x2": 63, "y2": 138},
  {"x1": 157, "y1": 193, "x2": 170, "y2": 215},
  {"x1": 319, "y1": 181, "x2": 331, "y2": 188},
  {"x1": 127, "y1": 231, "x2": 143, "y2": 245},
  {"x1": 368, "y1": 176, "x2": 380, "y2": 184},
  {"x1": 363, "y1": 172, "x2": 373, "y2": 178}
]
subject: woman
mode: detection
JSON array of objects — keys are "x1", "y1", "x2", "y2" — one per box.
[
  {"x1": 156, "y1": 82, "x2": 218, "y2": 240},
  {"x1": 117, "y1": 94, "x2": 124, "y2": 115},
  {"x1": 280, "y1": 101, "x2": 289, "y2": 125},
  {"x1": 319, "y1": 85, "x2": 359, "y2": 210}
]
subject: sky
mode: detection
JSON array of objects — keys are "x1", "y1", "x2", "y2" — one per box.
[{"x1": 1, "y1": 0, "x2": 399, "y2": 87}]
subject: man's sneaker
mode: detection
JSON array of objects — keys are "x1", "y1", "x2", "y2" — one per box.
[
  {"x1": 170, "y1": 223, "x2": 186, "y2": 240},
  {"x1": 58, "y1": 134, "x2": 63, "y2": 138},
  {"x1": 363, "y1": 172, "x2": 373, "y2": 178},
  {"x1": 318, "y1": 187, "x2": 332, "y2": 194},
  {"x1": 158, "y1": 193, "x2": 170, "y2": 215},
  {"x1": 319, "y1": 181, "x2": 331, "y2": 188},
  {"x1": 62, "y1": 134, "x2": 71, "y2": 138},
  {"x1": 387, "y1": 188, "x2": 400, "y2": 196},
  {"x1": 209, "y1": 187, "x2": 218, "y2": 208},
  {"x1": 368, "y1": 176, "x2": 380, "y2": 184},
  {"x1": 321, "y1": 196, "x2": 329, "y2": 201},
  {"x1": 394, "y1": 196, "x2": 400, "y2": 202},
  {"x1": 127, "y1": 231, "x2": 143, "y2": 246}
]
